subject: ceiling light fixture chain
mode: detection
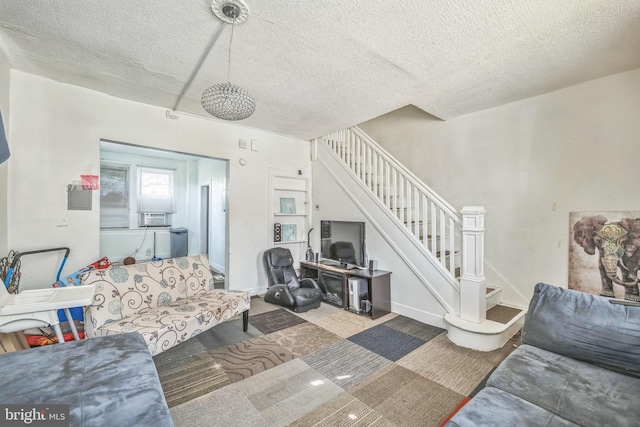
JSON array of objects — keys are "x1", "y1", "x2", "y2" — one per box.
[
  {"x1": 201, "y1": 0, "x2": 255, "y2": 121},
  {"x1": 227, "y1": 21, "x2": 234, "y2": 83}
]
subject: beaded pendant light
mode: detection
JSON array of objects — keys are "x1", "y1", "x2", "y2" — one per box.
[{"x1": 201, "y1": 0, "x2": 255, "y2": 121}]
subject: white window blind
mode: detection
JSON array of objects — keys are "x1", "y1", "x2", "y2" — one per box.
[
  {"x1": 137, "y1": 167, "x2": 175, "y2": 213},
  {"x1": 100, "y1": 165, "x2": 130, "y2": 228}
]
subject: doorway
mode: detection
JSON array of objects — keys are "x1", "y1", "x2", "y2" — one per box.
[{"x1": 99, "y1": 140, "x2": 228, "y2": 278}]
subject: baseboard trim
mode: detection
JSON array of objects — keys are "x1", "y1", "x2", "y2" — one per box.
[
  {"x1": 243, "y1": 286, "x2": 267, "y2": 297},
  {"x1": 391, "y1": 301, "x2": 446, "y2": 329}
]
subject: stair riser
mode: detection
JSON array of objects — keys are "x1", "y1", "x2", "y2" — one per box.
[
  {"x1": 486, "y1": 288, "x2": 502, "y2": 310},
  {"x1": 445, "y1": 314, "x2": 525, "y2": 352}
]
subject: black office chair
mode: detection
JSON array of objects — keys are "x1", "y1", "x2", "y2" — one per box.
[
  {"x1": 329, "y1": 241, "x2": 358, "y2": 264},
  {"x1": 263, "y1": 247, "x2": 323, "y2": 313}
]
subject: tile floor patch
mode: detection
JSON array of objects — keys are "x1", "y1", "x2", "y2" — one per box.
[
  {"x1": 348, "y1": 324, "x2": 426, "y2": 361},
  {"x1": 382, "y1": 314, "x2": 445, "y2": 342},
  {"x1": 302, "y1": 339, "x2": 391, "y2": 390},
  {"x1": 209, "y1": 335, "x2": 295, "y2": 384},
  {"x1": 250, "y1": 308, "x2": 308, "y2": 334}
]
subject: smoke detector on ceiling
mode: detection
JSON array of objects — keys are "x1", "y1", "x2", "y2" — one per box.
[{"x1": 211, "y1": 0, "x2": 249, "y2": 24}]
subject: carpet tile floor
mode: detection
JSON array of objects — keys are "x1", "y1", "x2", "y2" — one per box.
[
  {"x1": 207, "y1": 335, "x2": 295, "y2": 384},
  {"x1": 348, "y1": 324, "x2": 427, "y2": 362},
  {"x1": 250, "y1": 308, "x2": 309, "y2": 334},
  {"x1": 155, "y1": 296, "x2": 521, "y2": 427}
]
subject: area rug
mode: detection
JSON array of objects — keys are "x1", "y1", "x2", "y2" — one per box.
[
  {"x1": 289, "y1": 392, "x2": 391, "y2": 426},
  {"x1": 266, "y1": 322, "x2": 343, "y2": 357},
  {"x1": 207, "y1": 335, "x2": 295, "y2": 384},
  {"x1": 396, "y1": 333, "x2": 501, "y2": 396},
  {"x1": 348, "y1": 324, "x2": 426, "y2": 361},
  {"x1": 170, "y1": 358, "x2": 344, "y2": 427},
  {"x1": 249, "y1": 308, "x2": 308, "y2": 334},
  {"x1": 156, "y1": 352, "x2": 229, "y2": 408},
  {"x1": 382, "y1": 315, "x2": 445, "y2": 342},
  {"x1": 301, "y1": 339, "x2": 391, "y2": 390},
  {"x1": 350, "y1": 363, "x2": 466, "y2": 426}
]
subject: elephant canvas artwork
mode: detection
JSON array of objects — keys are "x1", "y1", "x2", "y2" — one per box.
[{"x1": 569, "y1": 211, "x2": 640, "y2": 301}]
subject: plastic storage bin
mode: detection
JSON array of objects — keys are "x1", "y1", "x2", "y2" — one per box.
[{"x1": 169, "y1": 228, "x2": 188, "y2": 258}]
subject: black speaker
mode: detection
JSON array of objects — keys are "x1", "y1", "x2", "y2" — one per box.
[
  {"x1": 274, "y1": 223, "x2": 281, "y2": 242},
  {"x1": 321, "y1": 220, "x2": 331, "y2": 239}
]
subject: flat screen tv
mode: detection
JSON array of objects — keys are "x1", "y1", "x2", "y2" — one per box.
[{"x1": 320, "y1": 220, "x2": 366, "y2": 268}]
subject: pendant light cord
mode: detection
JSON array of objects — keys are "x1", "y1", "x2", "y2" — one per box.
[{"x1": 227, "y1": 22, "x2": 235, "y2": 83}]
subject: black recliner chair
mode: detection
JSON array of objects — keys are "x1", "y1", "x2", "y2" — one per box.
[
  {"x1": 329, "y1": 241, "x2": 358, "y2": 265},
  {"x1": 263, "y1": 247, "x2": 323, "y2": 313}
]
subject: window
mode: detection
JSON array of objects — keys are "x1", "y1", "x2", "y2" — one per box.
[
  {"x1": 100, "y1": 164, "x2": 175, "y2": 229},
  {"x1": 137, "y1": 167, "x2": 174, "y2": 213},
  {"x1": 100, "y1": 165, "x2": 130, "y2": 228}
]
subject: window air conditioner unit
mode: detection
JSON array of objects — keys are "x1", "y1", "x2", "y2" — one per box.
[{"x1": 140, "y1": 212, "x2": 170, "y2": 227}]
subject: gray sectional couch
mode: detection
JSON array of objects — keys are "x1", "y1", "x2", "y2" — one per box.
[
  {"x1": 0, "y1": 333, "x2": 173, "y2": 427},
  {"x1": 447, "y1": 283, "x2": 640, "y2": 427}
]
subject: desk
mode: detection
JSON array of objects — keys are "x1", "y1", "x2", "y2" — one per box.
[{"x1": 299, "y1": 261, "x2": 391, "y2": 320}]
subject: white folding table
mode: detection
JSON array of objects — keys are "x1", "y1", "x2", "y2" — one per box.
[{"x1": 0, "y1": 284, "x2": 95, "y2": 343}]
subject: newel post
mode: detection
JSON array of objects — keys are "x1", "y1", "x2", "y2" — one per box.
[{"x1": 460, "y1": 206, "x2": 487, "y2": 323}]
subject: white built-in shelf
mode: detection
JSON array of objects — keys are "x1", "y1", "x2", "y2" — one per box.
[{"x1": 269, "y1": 169, "x2": 311, "y2": 267}]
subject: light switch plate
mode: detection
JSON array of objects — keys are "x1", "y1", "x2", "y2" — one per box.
[
  {"x1": 239, "y1": 139, "x2": 247, "y2": 149},
  {"x1": 251, "y1": 139, "x2": 258, "y2": 151}
]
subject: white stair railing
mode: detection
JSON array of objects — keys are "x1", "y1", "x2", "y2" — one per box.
[{"x1": 316, "y1": 126, "x2": 466, "y2": 279}]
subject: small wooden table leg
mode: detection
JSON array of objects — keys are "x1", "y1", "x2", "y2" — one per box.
[{"x1": 242, "y1": 311, "x2": 249, "y2": 332}]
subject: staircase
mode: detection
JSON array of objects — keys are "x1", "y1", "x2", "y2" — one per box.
[{"x1": 314, "y1": 126, "x2": 525, "y2": 351}]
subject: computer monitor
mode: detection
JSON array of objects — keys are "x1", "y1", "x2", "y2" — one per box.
[{"x1": 320, "y1": 220, "x2": 366, "y2": 268}]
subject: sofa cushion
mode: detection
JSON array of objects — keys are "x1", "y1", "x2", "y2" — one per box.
[
  {"x1": 445, "y1": 387, "x2": 578, "y2": 427},
  {"x1": 523, "y1": 283, "x2": 640, "y2": 376},
  {"x1": 488, "y1": 344, "x2": 640, "y2": 427},
  {"x1": 94, "y1": 290, "x2": 250, "y2": 356}
]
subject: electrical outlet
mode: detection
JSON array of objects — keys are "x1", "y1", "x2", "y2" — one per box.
[
  {"x1": 239, "y1": 139, "x2": 247, "y2": 149},
  {"x1": 146, "y1": 248, "x2": 151, "y2": 256}
]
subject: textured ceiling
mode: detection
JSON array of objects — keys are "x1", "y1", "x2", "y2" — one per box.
[{"x1": 0, "y1": 0, "x2": 639, "y2": 140}]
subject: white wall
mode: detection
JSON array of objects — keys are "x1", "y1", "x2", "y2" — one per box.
[
  {"x1": 185, "y1": 159, "x2": 200, "y2": 256},
  {"x1": 312, "y1": 151, "x2": 452, "y2": 327},
  {"x1": 7, "y1": 71, "x2": 310, "y2": 292},
  {"x1": 101, "y1": 229, "x2": 172, "y2": 262},
  {"x1": 198, "y1": 158, "x2": 228, "y2": 273},
  {"x1": 358, "y1": 67, "x2": 640, "y2": 304},
  {"x1": 0, "y1": 47, "x2": 10, "y2": 256}
]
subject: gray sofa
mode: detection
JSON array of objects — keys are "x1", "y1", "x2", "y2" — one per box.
[
  {"x1": 0, "y1": 333, "x2": 173, "y2": 427},
  {"x1": 447, "y1": 283, "x2": 640, "y2": 427}
]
